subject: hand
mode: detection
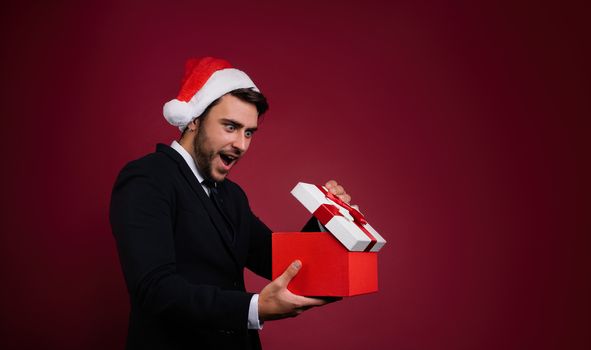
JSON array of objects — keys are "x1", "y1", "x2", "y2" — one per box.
[
  {"x1": 258, "y1": 260, "x2": 329, "y2": 321},
  {"x1": 325, "y1": 180, "x2": 352, "y2": 204}
]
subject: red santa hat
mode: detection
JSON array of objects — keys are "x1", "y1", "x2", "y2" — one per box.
[{"x1": 163, "y1": 57, "x2": 260, "y2": 130}]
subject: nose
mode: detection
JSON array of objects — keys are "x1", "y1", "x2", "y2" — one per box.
[{"x1": 232, "y1": 132, "x2": 250, "y2": 153}]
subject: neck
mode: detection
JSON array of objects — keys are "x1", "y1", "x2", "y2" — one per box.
[{"x1": 178, "y1": 132, "x2": 196, "y2": 158}]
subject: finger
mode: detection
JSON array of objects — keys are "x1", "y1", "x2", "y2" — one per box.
[
  {"x1": 291, "y1": 295, "x2": 329, "y2": 307},
  {"x1": 337, "y1": 194, "x2": 351, "y2": 204},
  {"x1": 325, "y1": 180, "x2": 338, "y2": 189},
  {"x1": 275, "y1": 260, "x2": 302, "y2": 286},
  {"x1": 329, "y1": 185, "x2": 344, "y2": 195}
]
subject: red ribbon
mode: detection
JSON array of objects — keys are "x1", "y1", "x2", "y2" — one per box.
[
  {"x1": 315, "y1": 185, "x2": 377, "y2": 252},
  {"x1": 313, "y1": 204, "x2": 343, "y2": 226}
]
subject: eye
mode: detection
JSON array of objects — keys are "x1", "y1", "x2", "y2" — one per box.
[
  {"x1": 225, "y1": 124, "x2": 236, "y2": 132},
  {"x1": 245, "y1": 130, "x2": 253, "y2": 138}
]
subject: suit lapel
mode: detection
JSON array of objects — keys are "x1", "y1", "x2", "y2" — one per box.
[{"x1": 156, "y1": 144, "x2": 241, "y2": 267}]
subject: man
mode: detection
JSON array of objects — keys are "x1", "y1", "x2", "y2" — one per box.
[{"x1": 110, "y1": 57, "x2": 352, "y2": 349}]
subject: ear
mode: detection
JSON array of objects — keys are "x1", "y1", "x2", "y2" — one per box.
[
  {"x1": 179, "y1": 119, "x2": 199, "y2": 144},
  {"x1": 187, "y1": 118, "x2": 200, "y2": 132}
]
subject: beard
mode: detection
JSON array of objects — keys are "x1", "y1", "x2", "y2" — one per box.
[
  {"x1": 193, "y1": 124, "x2": 216, "y2": 181},
  {"x1": 192, "y1": 121, "x2": 241, "y2": 183}
]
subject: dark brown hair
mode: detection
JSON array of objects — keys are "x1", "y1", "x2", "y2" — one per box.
[
  {"x1": 181, "y1": 88, "x2": 269, "y2": 136},
  {"x1": 201, "y1": 88, "x2": 268, "y2": 120}
]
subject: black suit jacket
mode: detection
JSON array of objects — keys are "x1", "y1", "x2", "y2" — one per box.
[{"x1": 110, "y1": 144, "x2": 272, "y2": 350}]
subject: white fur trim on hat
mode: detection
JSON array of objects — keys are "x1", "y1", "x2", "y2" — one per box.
[{"x1": 163, "y1": 68, "x2": 259, "y2": 131}]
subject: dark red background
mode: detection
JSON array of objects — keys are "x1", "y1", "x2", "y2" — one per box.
[{"x1": 1, "y1": 1, "x2": 588, "y2": 349}]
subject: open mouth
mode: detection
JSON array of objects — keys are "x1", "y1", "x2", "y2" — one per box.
[{"x1": 219, "y1": 153, "x2": 237, "y2": 167}]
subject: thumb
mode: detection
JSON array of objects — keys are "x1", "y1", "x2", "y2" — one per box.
[{"x1": 275, "y1": 260, "x2": 302, "y2": 287}]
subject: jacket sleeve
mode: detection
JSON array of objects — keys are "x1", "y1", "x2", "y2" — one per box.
[
  {"x1": 109, "y1": 161, "x2": 252, "y2": 331},
  {"x1": 245, "y1": 211, "x2": 273, "y2": 280}
]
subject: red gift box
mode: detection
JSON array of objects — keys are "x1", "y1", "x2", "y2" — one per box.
[{"x1": 272, "y1": 232, "x2": 378, "y2": 296}]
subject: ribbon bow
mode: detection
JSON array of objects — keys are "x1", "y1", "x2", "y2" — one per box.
[
  {"x1": 316, "y1": 185, "x2": 367, "y2": 225},
  {"x1": 315, "y1": 185, "x2": 376, "y2": 252}
]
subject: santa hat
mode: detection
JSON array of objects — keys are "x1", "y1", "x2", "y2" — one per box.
[{"x1": 163, "y1": 57, "x2": 260, "y2": 130}]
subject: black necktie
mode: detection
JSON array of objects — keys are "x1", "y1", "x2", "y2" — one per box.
[{"x1": 203, "y1": 180, "x2": 235, "y2": 243}]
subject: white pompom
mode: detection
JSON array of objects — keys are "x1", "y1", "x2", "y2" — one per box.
[{"x1": 163, "y1": 99, "x2": 195, "y2": 128}]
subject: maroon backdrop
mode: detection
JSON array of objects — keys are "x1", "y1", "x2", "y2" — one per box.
[{"x1": 1, "y1": 1, "x2": 588, "y2": 349}]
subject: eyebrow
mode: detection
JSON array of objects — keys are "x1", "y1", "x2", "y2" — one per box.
[{"x1": 221, "y1": 118, "x2": 258, "y2": 131}]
